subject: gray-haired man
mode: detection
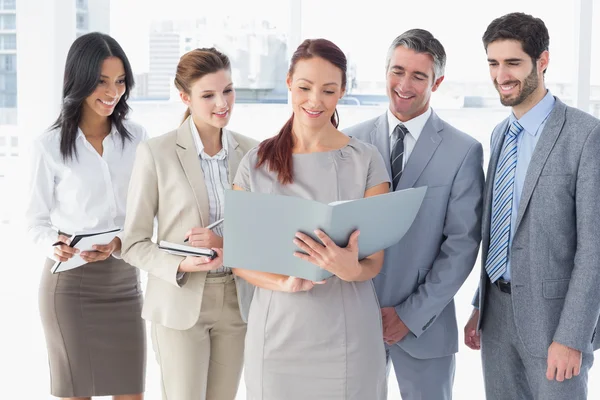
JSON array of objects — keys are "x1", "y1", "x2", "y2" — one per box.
[{"x1": 344, "y1": 29, "x2": 484, "y2": 399}]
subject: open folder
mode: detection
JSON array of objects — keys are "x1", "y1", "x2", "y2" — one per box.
[
  {"x1": 51, "y1": 228, "x2": 122, "y2": 273},
  {"x1": 223, "y1": 187, "x2": 427, "y2": 281}
]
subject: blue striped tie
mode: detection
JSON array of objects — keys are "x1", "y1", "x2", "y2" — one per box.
[{"x1": 485, "y1": 120, "x2": 523, "y2": 283}]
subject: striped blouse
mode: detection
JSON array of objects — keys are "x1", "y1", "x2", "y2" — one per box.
[{"x1": 190, "y1": 117, "x2": 230, "y2": 274}]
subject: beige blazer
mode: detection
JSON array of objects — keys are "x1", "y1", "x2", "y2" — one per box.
[{"x1": 122, "y1": 116, "x2": 258, "y2": 330}]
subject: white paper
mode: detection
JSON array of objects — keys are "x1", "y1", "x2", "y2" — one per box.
[{"x1": 51, "y1": 229, "x2": 121, "y2": 273}]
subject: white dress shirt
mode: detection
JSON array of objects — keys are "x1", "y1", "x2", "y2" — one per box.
[
  {"x1": 25, "y1": 120, "x2": 148, "y2": 258},
  {"x1": 387, "y1": 107, "x2": 432, "y2": 168},
  {"x1": 190, "y1": 118, "x2": 231, "y2": 274}
]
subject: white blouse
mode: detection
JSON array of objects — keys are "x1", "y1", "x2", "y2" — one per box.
[{"x1": 25, "y1": 120, "x2": 148, "y2": 258}]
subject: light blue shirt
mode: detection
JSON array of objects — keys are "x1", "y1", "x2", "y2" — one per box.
[{"x1": 503, "y1": 90, "x2": 555, "y2": 281}]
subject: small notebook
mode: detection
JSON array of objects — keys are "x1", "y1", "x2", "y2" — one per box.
[
  {"x1": 51, "y1": 228, "x2": 122, "y2": 273},
  {"x1": 158, "y1": 241, "x2": 217, "y2": 259}
]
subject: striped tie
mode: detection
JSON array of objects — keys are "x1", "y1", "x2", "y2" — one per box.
[
  {"x1": 485, "y1": 120, "x2": 523, "y2": 283},
  {"x1": 391, "y1": 123, "x2": 409, "y2": 190}
]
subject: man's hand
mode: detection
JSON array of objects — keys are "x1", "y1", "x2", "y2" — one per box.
[
  {"x1": 464, "y1": 308, "x2": 481, "y2": 350},
  {"x1": 381, "y1": 307, "x2": 410, "y2": 345},
  {"x1": 546, "y1": 341, "x2": 582, "y2": 382}
]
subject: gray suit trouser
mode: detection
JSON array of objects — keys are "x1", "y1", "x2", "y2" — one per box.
[
  {"x1": 481, "y1": 280, "x2": 594, "y2": 400},
  {"x1": 383, "y1": 344, "x2": 455, "y2": 400}
]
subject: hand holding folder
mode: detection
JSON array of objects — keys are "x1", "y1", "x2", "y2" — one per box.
[
  {"x1": 223, "y1": 187, "x2": 427, "y2": 281},
  {"x1": 51, "y1": 228, "x2": 122, "y2": 273}
]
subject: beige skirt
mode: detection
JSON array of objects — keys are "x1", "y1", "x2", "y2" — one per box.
[{"x1": 39, "y1": 257, "x2": 146, "y2": 397}]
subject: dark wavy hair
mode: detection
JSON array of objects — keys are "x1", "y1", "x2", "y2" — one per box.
[
  {"x1": 256, "y1": 38, "x2": 347, "y2": 185},
  {"x1": 482, "y1": 12, "x2": 550, "y2": 74},
  {"x1": 50, "y1": 32, "x2": 135, "y2": 161}
]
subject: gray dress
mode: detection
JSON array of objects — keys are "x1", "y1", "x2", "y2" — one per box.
[{"x1": 234, "y1": 137, "x2": 389, "y2": 399}]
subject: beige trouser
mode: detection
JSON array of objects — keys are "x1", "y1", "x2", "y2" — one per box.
[{"x1": 151, "y1": 275, "x2": 247, "y2": 400}]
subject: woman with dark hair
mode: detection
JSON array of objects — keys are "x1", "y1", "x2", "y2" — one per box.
[
  {"x1": 121, "y1": 47, "x2": 257, "y2": 400},
  {"x1": 25, "y1": 32, "x2": 147, "y2": 400},
  {"x1": 231, "y1": 38, "x2": 390, "y2": 399}
]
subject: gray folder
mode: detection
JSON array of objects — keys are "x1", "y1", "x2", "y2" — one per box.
[{"x1": 223, "y1": 186, "x2": 427, "y2": 281}]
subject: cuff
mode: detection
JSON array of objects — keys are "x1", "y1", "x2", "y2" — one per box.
[
  {"x1": 395, "y1": 304, "x2": 430, "y2": 339},
  {"x1": 111, "y1": 232, "x2": 124, "y2": 259},
  {"x1": 44, "y1": 231, "x2": 60, "y2": 260}
]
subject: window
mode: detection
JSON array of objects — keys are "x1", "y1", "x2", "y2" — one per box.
[
  {"x1": 76, "y1": 0, "x2": 88, "y2": 9},
  {"x1": 0, "y1": 14, "x2": 16, "y2": 30},
  {"x1": 0, "y1": 92, "x2": 15, "y2": 107},
  {"x1": 0, "y1": 55, "x2": 15, "y2": 72},
  {"x1": 0, "y1": 0, "x2": 16, "y2": 10},
  {"x1": 9, "y1": 136, "x2": 17, "y2": 147},
  {"x1": 0, "y1": 34, "x2": 16, "y2": 50},
  {"x1": 76, "y1": 14, "x2": 87, "y2": 30},
  {"x1": 5, "y1": 74, "x2": 16, "y2": 91},
  {"x1": 301, "y1": 0, "x2": 575, "y2": 114},
  {"x1": 112, "y1": 0, "x2": 289, "y2": 106},
  {"x1": 0, "y1": 137, "x2": 6, "y2": 146}
]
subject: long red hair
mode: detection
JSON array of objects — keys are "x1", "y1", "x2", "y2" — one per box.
[{"x1": 256, "y1": 39, "x2": 347, "y2": 184}]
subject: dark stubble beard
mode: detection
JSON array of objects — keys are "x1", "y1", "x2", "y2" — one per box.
[{"x1": 495, "y1": 64, "x2": 539, "y2": 107}]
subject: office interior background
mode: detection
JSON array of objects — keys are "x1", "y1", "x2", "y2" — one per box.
[{"x1": 1, "y1": 0, "x2": 599, "y2": 398}]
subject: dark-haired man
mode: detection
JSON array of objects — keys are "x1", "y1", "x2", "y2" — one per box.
[{"x1": 464, "y1": 12, "x2": 600, "y2": 400}]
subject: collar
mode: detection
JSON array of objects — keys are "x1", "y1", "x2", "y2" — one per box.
[
  {"x1": 510, "y1": 90, "x2": 555, "y2": 137},
  {"x1": 387, "y1": 107, "x2": 432, "y2": 141},
  {"x1": 189, "y1": 116, "x2": 228, "y2": 159}
]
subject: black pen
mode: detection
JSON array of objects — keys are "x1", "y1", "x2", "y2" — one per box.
[{"x1": 184, "y1": 218, "x2": 224, "y2": 242}]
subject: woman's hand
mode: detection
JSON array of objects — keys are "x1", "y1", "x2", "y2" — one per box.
[
  {"x1": 293, "y1": 229, "x2": 361, "y2": 282},
  {"x1": 178, "y1": 248, "x2": 224, "y2": 273},
  {"x1": 53, "y1": 234, "x2": 78, "y2": 262},
  {"x1": 80, "y1": 237, "x2": 121, "y2": 263},
  {"x1": 279, "y1": 275, "x2": 326, "y2": 293},
  {"x1": 185, "y1": 227, "x2": 223, "y2": 249}
]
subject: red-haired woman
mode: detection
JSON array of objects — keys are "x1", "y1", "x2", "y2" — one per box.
[{"x1": 232, "y1": 39, "x2": 390, "y2": 399}]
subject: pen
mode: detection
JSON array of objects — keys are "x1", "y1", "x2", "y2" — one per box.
[{"x1": 184, "y1": 218, "x2": 224, "y2": 242}]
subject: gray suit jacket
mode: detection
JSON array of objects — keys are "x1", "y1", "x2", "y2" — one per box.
[
  {"x1": 475, "y1": 98, "x2": 600, "y2": 356},
  {"x1": 345, "y1": 110, "x2": 484, "y2": 359}
]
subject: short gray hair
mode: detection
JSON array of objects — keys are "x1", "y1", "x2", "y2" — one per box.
[{"x1": 386, "y1": 29, "x2": 446, "y2": 81}]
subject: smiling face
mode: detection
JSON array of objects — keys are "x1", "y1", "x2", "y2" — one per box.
[
  {"x1": 180, "y1": 68, "x2": 235, "y2": 131},
  {"x1": 386, "y1": 46, "x2": 443, "y2": 122},
  {"x1": 486, "y1": 39, "x2": 548, "y2": 109},
  {"x1": 82, "y1": 56, "x2": 126, "y2": 118},
  {"x1": 286, "y1": 56, "x2": 345, "y2": 130}
]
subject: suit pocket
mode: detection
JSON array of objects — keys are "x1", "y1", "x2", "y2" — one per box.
[
  {"x1": 423, "y1": 184, "x2": 450, "y2": 198},
  {"x1": 543, "y1": 278, "x2": 571, "y2": 299},
  {"x1": 537, "y1": 174, "x2": 572, "y2": 187}
]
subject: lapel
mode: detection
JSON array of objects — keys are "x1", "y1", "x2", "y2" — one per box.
[
  {"x1": 482, "y1": 119, "x2": 510, "y2": 248},
  {"x1": 225, "y1": 129, "x2": 243, "y2": 183},
  {"x1": 396, "y1": 110, "x2": 443, "y2": 191},
  {"x1": 369, "y1": 114, "x2": 392, "y2": 179},
  {"x1": 513, "y1": 98, "x2": 566, "y2": 233},
  {"x1": 175, "y1": 116, "x2": 210, "y2": 226}
]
